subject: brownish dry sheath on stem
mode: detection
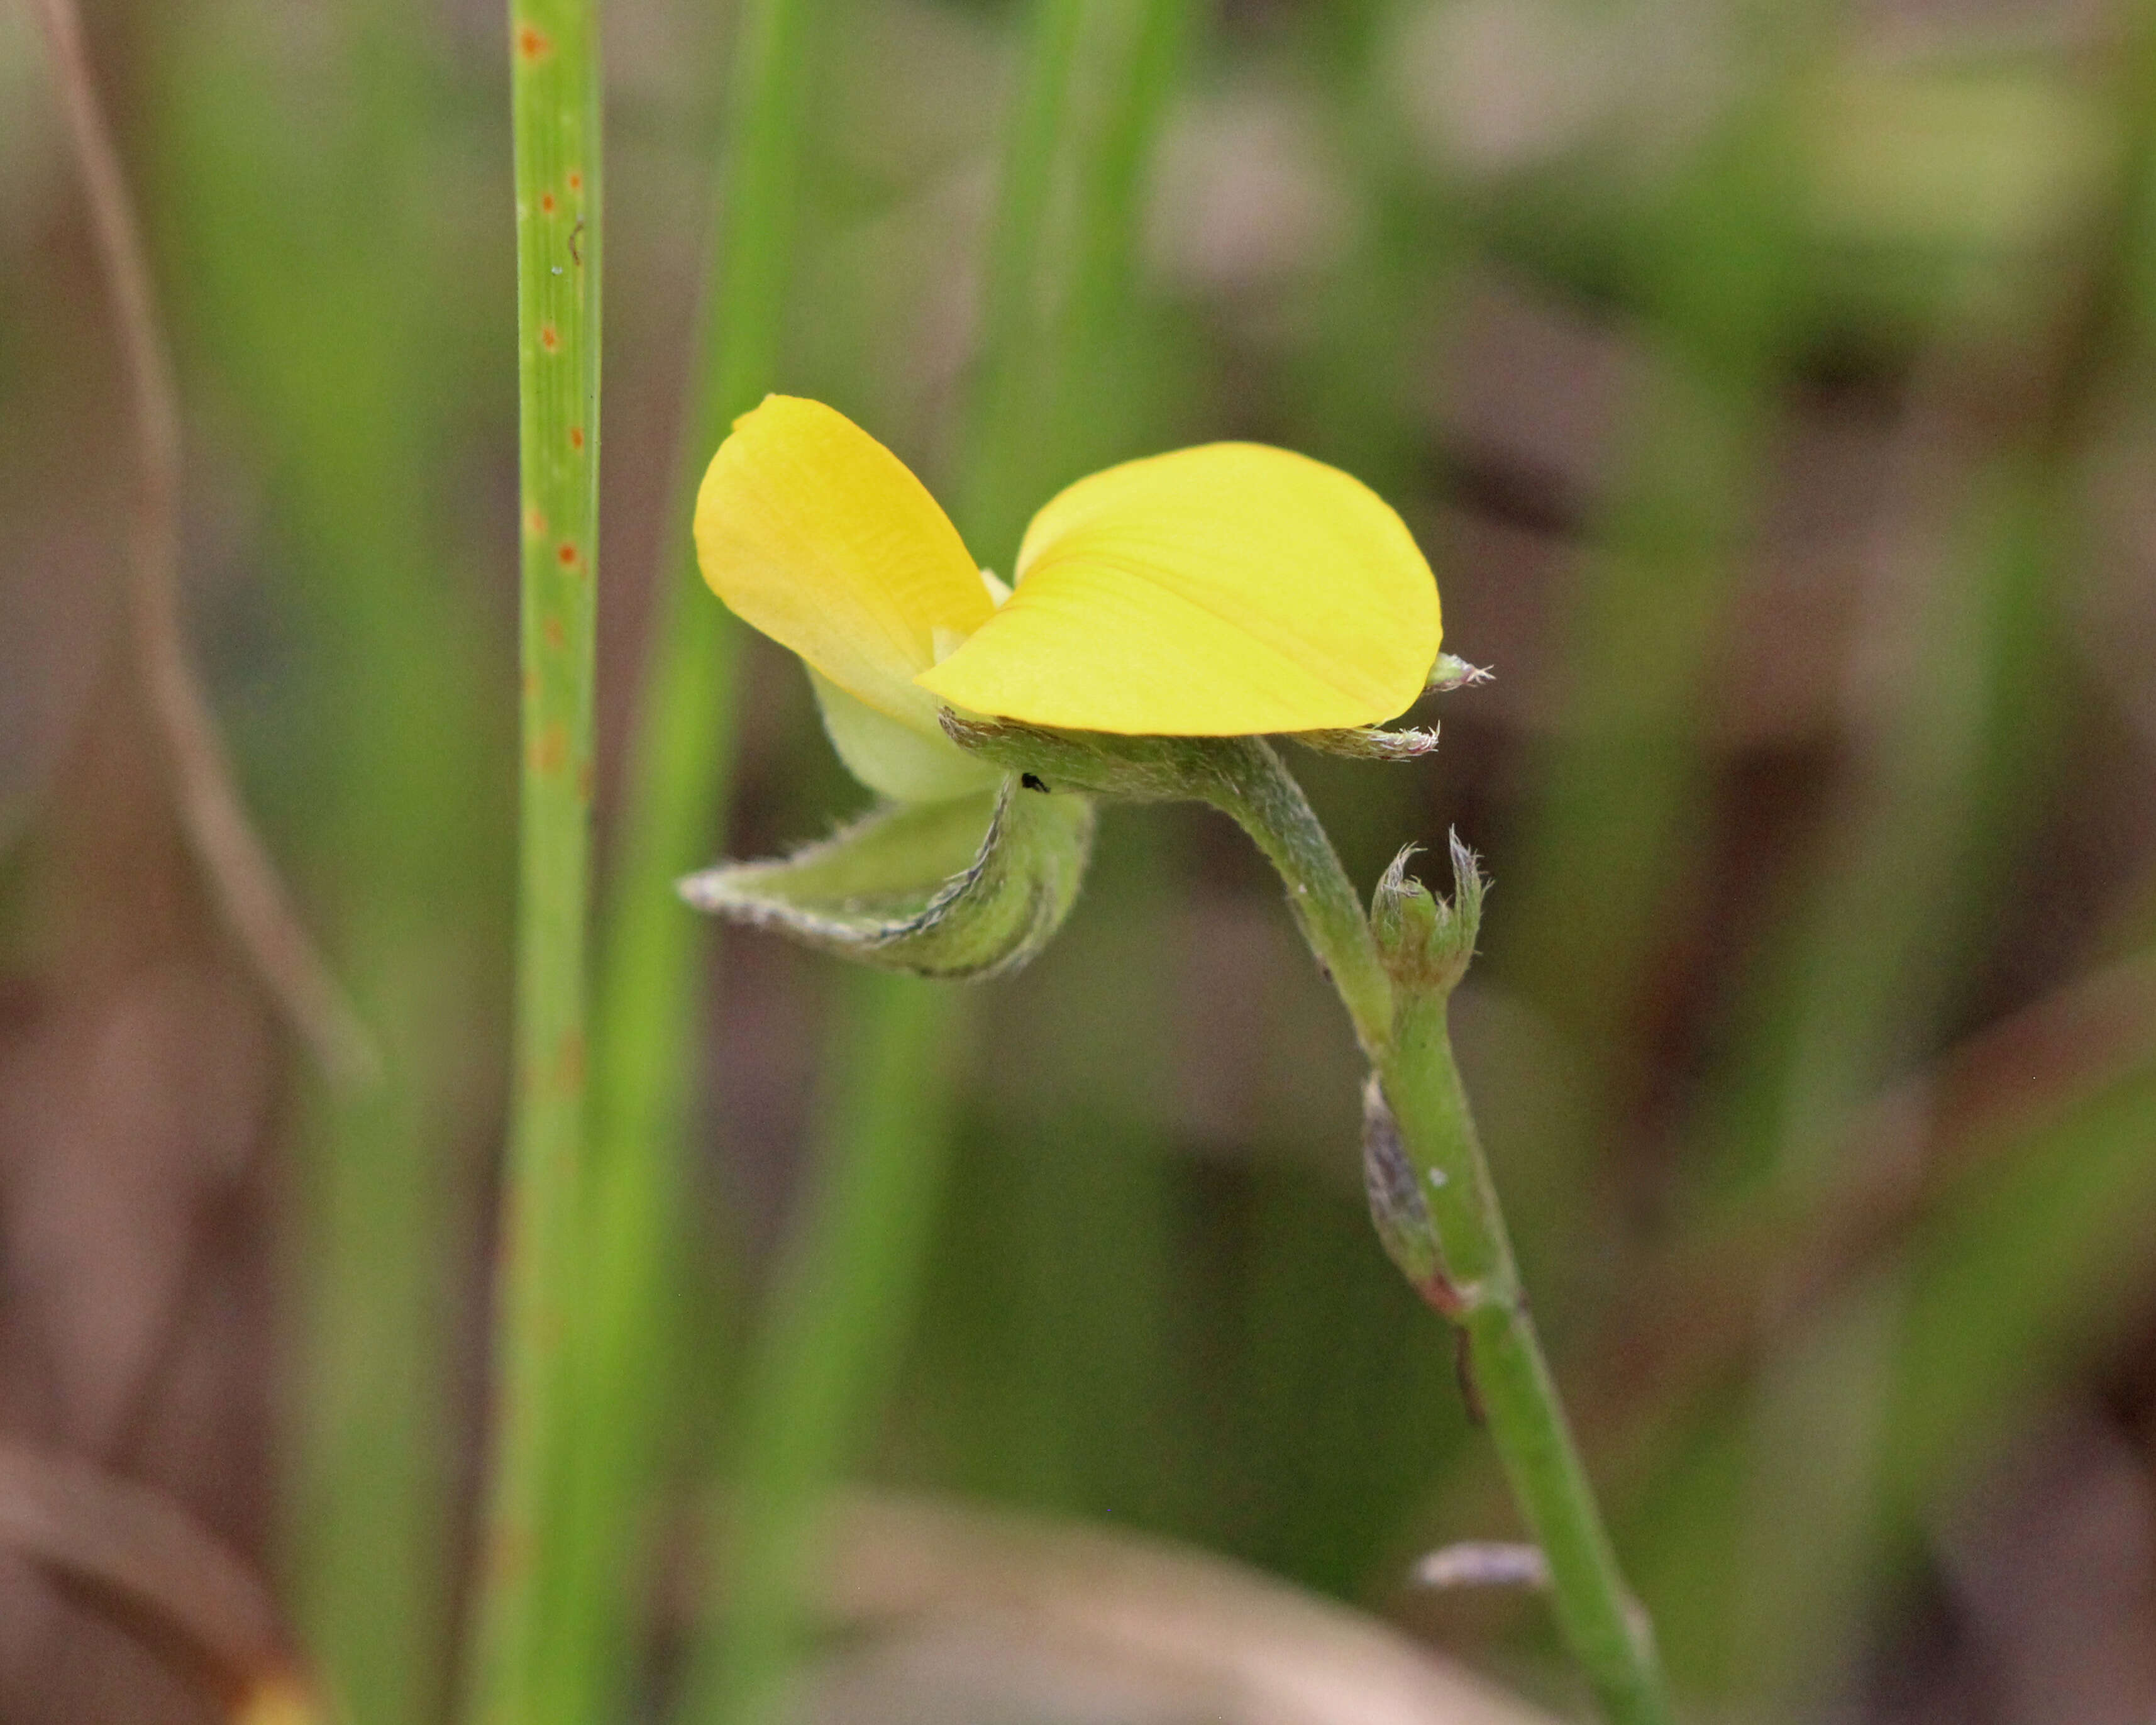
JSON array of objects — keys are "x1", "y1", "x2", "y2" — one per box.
[{"x1": 28, "y1": 0, "x2": 377, "y2": 1086}]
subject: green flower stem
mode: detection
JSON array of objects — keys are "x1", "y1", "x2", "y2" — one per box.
[
  {"x1": 1206, "y1": 742, "x2": 1674, "y2": 1725},
  {"x1": 689, "y1": 972, "x2": 967, "y2": 1725},
  {"x1": 1200, "y1": 740, "x2": 1395, "y2": 1060},
  {"x1": 551, "y1": 0, "x2": 818, "y2": 1711},
  {"x1": 463, "y1": 2, "x2": 603, "y2": 1721},
  {"x1": 1382, "y1": 1003, "x2": 1672, "y2": 1725}
]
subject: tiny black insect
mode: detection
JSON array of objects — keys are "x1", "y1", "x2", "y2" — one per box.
[{"x1": 1020, "y1": 773, "x2": 1049, "y2": 793}]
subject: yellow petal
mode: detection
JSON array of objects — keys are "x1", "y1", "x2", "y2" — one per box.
[
  {"x1": 695, "y1": 396, "x2": 993, "y2": 732},
  {"x1": 917, "y1": 443, "x2": 1440, "y2": 735}
]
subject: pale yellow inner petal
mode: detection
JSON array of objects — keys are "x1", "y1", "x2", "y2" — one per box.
[
  {"x1": 917, "y1": 442, "x2": 1440, "y2": 735},
  {"x1": 810, "y1": 671, "x2": 1003, "y2": 804},
  {"x1": 695, "y1": 396, "x2": 992, "y2": 731}
]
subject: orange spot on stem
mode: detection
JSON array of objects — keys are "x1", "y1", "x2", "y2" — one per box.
[
  {"x1": 543, "y1": 616, "x2": 566, "y2": 651},
  {"x1": 534, "y1": 723, "x2": 568, "y2": 776},
  {"x1": 489, "y1": 1524, "x2": 536, "y2": 1584},
  {"x1": 539, "y1": 324, "x2": 559, "y2": 353},
  {"x1": 567, "y1": 170, "x2": 582, "y2": 193},
  {"x1": 526, "y1": 506, "x2": 546, "y2": 537},
  {"x1": 517, "y1": 23, "x2": 551, "y2": 60},
  {"x1": 557, "y1": 541, "x2": 578, "y2": 568},
  {"x1": 568, "y1": 425, "x2": 583, "y2": 450},
  {"x1": 541, "y1": 191, "x2": 556, "y2": 214}
]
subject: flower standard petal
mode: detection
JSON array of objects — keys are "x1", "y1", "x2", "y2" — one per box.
[
  {"x1": 695, "y1": 395, "x2": 994, "y2": 735},
  {"x1": 916, "y1": 443, "x2": 1440, "y2": 736}
]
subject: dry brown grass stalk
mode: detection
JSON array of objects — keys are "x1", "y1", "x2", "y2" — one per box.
[
  {"x1": 28, "y1": 0, "x2": 377, "y2": 1087},
  {"x1": 0, "y1": 1437, "x2": 312, "y2": 1716}
]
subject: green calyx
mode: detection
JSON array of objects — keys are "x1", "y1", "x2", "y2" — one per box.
[
  {"x1": 678, "y1": 775, "x2": 1094, "y2": 980},
  {"x1": 1371, "y1": 831, "x2": 1486, "y2": 1001},
  {"x1": 942, "y1": 710, "x2": 1446, "y2": 786},
  {"x1": 1290, "y1": 723, "x2": 1440, "y2": 762},
  {"x1": 939, "y1": 713, "x2": 1230, "y2": 801}
]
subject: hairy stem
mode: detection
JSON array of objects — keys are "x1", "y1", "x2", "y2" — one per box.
[
  {"x1": 462, "y1": 1, "x2": 604, "y2": 1719},
  {"x1": 1381, "y1": 1001, "x2": 1673, "y2": 1725},
  {"x1": 1206, "y1": 745, "x2": 1674, "y2": 1725},
  {"x1": 1199, "y1": 738, "x2": 1395, "y2": 1060}
]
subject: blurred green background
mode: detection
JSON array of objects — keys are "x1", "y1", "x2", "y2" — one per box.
[{"x1": 4, "y1": 0, "x2": 2156, "y2": 1719}]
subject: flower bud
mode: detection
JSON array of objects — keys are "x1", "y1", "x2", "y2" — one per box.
[
  {"x1": 1371, "y1": 831, "x2": 1484, "y2": 998},
  {"x1": 1427, "y1": 654, "x2": 1491, "y2": 692}
]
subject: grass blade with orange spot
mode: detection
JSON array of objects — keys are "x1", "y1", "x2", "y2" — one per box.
[{"x1": 461, "y1": 3, "x2": 604, "y2": 1722}]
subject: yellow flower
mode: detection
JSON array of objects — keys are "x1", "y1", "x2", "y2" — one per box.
[{"x1": 694, "y1": 395, "x2": 1442, "y2": 801}]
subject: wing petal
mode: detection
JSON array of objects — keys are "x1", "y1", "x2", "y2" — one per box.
[{"x1": 695, "y1": 396, "x2": 992, "y2": 732}]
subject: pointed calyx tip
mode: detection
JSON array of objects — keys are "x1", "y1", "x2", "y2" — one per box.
[
  {"x1": 1371, "y1": 830, "x2": 1484, "y2": 996},
  {"x1": 1291, "y1": 723, "x2": 1439, "y2": 761},
  {"x1": 1427, "y1": 653, "x2": 1492, "y2": 692}
]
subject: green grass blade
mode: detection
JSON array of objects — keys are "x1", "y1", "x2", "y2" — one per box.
[
  {"x1": 151, "y1": 8, "x2": 509, "y2": 1716},
  {"x1": 1711, "y1": 457, "x2": 2067, "y2": 1714},
  {"x1": 959, "y1": 0, "x2": 1195, "y2": 567},
  {"x1": 1478, "y1": 67, "x2": 1808, "y2": 1363},
  {"x1": 687, "y1": 972, "x2": 966, "y2": 1725},
  {"x1": 548, "y1": 0, "x2": 821, "y2": 1711},
  {"x1": 1684, "y1": 22, "x2": 2156, "y2": 1700},
  {"x1": 955, "y1": 0, "x2": 1085, "y2": 567},
  {"x1": 462, "y1": 2, "x2": 604, "y2": 1721}
]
